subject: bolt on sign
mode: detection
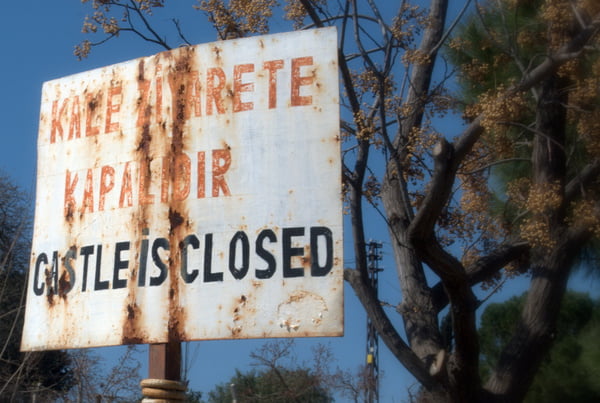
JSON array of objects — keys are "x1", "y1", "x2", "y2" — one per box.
[{"x1": 21, "y1": 27, "x2": 342, "y2": 351}]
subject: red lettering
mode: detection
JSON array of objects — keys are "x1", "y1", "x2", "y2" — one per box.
[
  {"x1": 169, "y1": 69, "x2": 202, "y2": 120},
  {"x1": 63, "y1": 149, "x2": 232, "y2": 214},
  {"x1": 85, "y1": 91, "x2": 102, "y2": 137},
  {"x1": 81, "y1": 169, "x2": 94, "y2": 213},
  {"x1": 105, "y1": 84, "x2": 122, "y2": 133},
  {"x1": 212, "y1": 149, "x2": 231, "y2": 197},
  {"x1": 119, "y1": 162, "x2": 133, "y2": 208},
  {"x1": 173, "y1": 153, "x2": 191, "y2": 201},
  {"x1": 51, "y1": 99, "x2": 69, "y2": 144},
  {"x1": 161, "y1": 157, "x2": 170, "y2": 203},
  {"x1": 136, "y1": 80, "x2": 151, "y2": 128},
  {"x1": 64, "y1": 170, "x2": 78, "y2": 217},
  {"x1": 139, "y1": 161, "x2": 155, "y2": 205},
  {"x1": 68, "y1": 96, "x2": 81, "y2": 140},
  {"x1": 233, "y1": 64, "x2": 254, "y2": 112},
  {"x1": 263, "y1": 60, "x2": 284, "y2": 109},
  {"x1": 197, "y1": 151, "x2": 206, "y2": 198},
  {"x1": 168, "y1": 72, "x2": 186, "y2": 125},
  {"x1": 99, "y1": 165, "x2": 115, "y2": 211},
  {"x1": 188, "y1": 71, "x2": 202, "y2": 118},
  {"x1": 291, "y1": 56, "x2": 314, "y2": 106},
  {"x1": 136, "y1": 64, "x2": 163, "y2": 127},
  {"x1": 206, "y1": 68, "x2": 226, "y2": 115}
]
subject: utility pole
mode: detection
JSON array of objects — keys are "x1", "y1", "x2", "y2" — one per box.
[{"x1": 366, "y1": 241, "x2": 383, "y2": 403}]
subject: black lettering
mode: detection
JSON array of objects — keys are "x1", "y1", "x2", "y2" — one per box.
[
  {"x1": 229, "y1": 231, "x2": 249, "y2": 280},
  {"x1": 283, "y1": 227, "x2": 304, "y2": 278},
  {"x1": 62, "y1": 247, "x2": 77, "y2": 294},
  {"x1": 113, "y1": 241, "x2": 129, "y2": 289},
  {"x1": 33, "y1": 253, "x2": 47, "y2": 296},
  {"x1": 94, "y1": 245, "x2": 109, "y2": 291},
  {"x1": 203, "y1": 233, "x2": 222, "y2": 282},
  {"x1": 150, "y1": 238, "x2": 169, "y2": 286},
  {"x1": 310, "y1": 226, "x2": 333, "y2": 276},
  {"x1": 80, "y1": 245, "x2": 94, "y2": 292},
  {"x1": 138, "y1": 228, "x2": 150, "y2": 287},
  {"x1": 181, "y1": 234, "x2": 199, "y2": 283},
  {"x1": 48, "y1": 251, "x2": 59, "y2": 295},
  {"x1": 255, "y1": 229, "x2": 277, "y2": 279}
]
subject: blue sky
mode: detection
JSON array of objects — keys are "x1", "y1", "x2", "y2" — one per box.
[{"x1": 2, "y1": 1, "x2": 598, "y2": 402}]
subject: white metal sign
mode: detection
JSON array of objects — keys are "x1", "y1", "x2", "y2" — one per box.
[{"x1": 21, "y1": 27, "x2": 342, "y2": 351}]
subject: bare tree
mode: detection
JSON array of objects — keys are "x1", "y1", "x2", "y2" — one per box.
[
  {"x1": 207, "y1": 339, "x2": 370, "y2": 402},
  {"x1": 0, "y1": 171, "x2": 73, "y2": 401},
  {"x1": 58, "y1": 346, "x2": 142, "y2": 403}
]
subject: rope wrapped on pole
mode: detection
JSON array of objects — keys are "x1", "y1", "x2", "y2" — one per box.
[{"x1": 141, "y1": 378, "x2": 186, "y2": 402}]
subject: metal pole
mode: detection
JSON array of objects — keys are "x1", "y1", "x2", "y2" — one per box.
[
  {"x1": 141, "y1": 342, "x2": 185, "y2": 402},
  {"x1": 366, "y1": 241, "x2": 383, "y2": 403},
  {"x1": 149, "y1": 342, "x2": 182, "y2": 380}
]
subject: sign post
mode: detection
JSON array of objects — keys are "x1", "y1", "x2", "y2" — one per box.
[
  {"x1": 144, "y1": 342, "x2": 184, "y2": 400},
  {"x1": 149, "y1": 342, "x2": 181, "y2": 380},
  {"x1": 22, "y1": 27, "x2": 342, "y2": 393}
]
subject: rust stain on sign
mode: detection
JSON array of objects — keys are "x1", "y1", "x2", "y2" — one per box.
[{"x1": 22, "y1": 27, "x2": 342, "y2": 351}]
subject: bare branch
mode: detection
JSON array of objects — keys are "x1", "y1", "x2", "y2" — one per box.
[
  {"x1": 565, "y1": 158, "x2": 600, "y2": 203},
  {"x1": 173, "y1": 19, "x2": 192, "y2": 46},
  {"x1": 344, "y1": 269, "x2": 442, "y2": 392},
  {"x1": 430, "y1": 242, "x2": 530, "y2": 312}
]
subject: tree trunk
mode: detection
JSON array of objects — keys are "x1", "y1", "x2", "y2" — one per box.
[
  {"x1": 485, "y1": 72, "x2": 580, "y2": 401},
  {"x1": 380, "y1": 0, "x2": 449, "y2": 366},
  {"x1": 484, "y1": 240, "x2": 576, "y2": 401}
]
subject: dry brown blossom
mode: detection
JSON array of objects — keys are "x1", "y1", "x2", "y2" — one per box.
[
  {"x1": 196, "y1": 0, "x2": 276, "y2": 39},
  {"x1": 283, "y1": 0, "x2": 326, "y2": 29}
]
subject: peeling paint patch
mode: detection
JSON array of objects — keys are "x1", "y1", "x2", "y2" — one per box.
[{"x1": 277, "y1": 290, "x2": 328, "y2": 332}]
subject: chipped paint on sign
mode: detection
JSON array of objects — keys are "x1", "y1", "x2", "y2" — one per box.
[{"x1": 21, "y1": 27, "x2": 342, "y2": 351}]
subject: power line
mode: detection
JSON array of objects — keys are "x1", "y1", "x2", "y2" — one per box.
[{"x1": 366, "y1": 240, "x2": 383, "y2": 403}]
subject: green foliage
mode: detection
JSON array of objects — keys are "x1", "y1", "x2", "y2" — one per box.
[
  {"x1": 207, "y1": 367, "x2": 332, "y2": 403},
  {"x1": 204, "y1": 340, "x2": 341, "y2": 402},
  {"x1": 185, "y1": 388, "x2": 204, "y2": 402},
  {"x1": 449, "y1": 0, "x2": 543, "y2": 99},
  {"x1": 479, "y1": 291, "x2": 600, "y2": 402},
  {"x1": 447, "y1": 0, "x2": 600, "y2": 273},
  {"x1": 446, "y1": 0, "x2": 539, "y2": 185},
  {"x1": 478, "y1": 294, "x2": 523, "y2": 376}
]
